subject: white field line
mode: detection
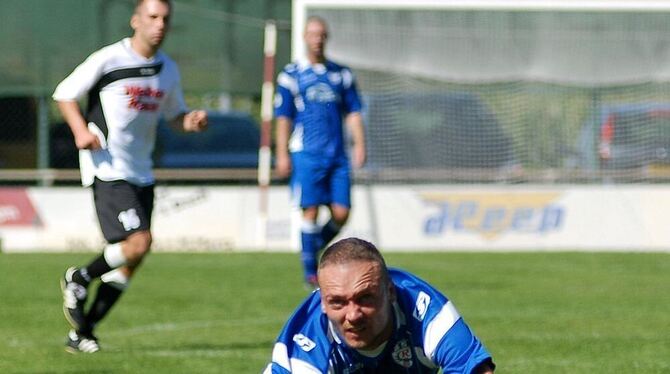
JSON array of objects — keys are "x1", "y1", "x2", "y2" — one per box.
[
  {"x1": 106, "y1": 316, "x2": 283, "y2": 337},
  {"x1": 146, "y1": 349, "x2": 268, "y2": 358},
  {"x1": 1, "y1": 317, "x2": 283, "y2": 350}
]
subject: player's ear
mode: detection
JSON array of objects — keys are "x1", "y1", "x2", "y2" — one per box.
[
  {"x1": 130, "y1": 13, "x2": 139, "y2": 31},
  {"x1": 387, "y1": 282, "x2": 396, "y2": 303}
]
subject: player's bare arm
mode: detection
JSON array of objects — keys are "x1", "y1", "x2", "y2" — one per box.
[
  {"x1": 169, "y1": 110, "x2": 208, "y2": 132},
  {"x1": 346, "y1": 112, "x2": 366, "y2": 168},
  {"x1": 56, "y1": 100, "x2": 102, "y2": 150},
  {"x1": 275, "y1": 116, "x2": 293, "y2": 178}
]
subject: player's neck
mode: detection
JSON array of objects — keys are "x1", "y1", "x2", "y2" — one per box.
[
  {"x1": 308, "y1": 54, "x2": 326, "y2": 64},
  {"x1": 130, "y1": 37, "x2": 159, "y2": 59}
]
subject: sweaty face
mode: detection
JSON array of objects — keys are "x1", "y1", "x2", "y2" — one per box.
[
  {"x1": 319, "y1": 261, "x2": 394, "y2": 350},
  {"x1": 132, "y1": 0, "x2": 171, "y2": 51},
  {"x1": 303, "y1": 20, "x2": 328, "y2": 60}
]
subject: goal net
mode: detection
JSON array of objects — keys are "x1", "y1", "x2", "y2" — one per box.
[{"x1": 293, "y1": 0, "x2": 670, "y2": 184}]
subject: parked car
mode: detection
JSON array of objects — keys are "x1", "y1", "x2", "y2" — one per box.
[
  {"x1": 154, "y1": 111, "x2": 260, "y2": 168},
  {"x1": 578, "y1": 103, "x2": 670, "y2": 170},
  {"x1": 362, "y1": 92, "x2": 518, "y2": 171},
  {"x1": 49, "y1": 121, "x2": 78, "y2": 168},
  {"x1": 50, "y1": 111, "x2": 261, "y2": 169}
]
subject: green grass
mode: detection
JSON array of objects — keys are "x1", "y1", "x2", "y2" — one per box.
[{"x1": 1, "y1": 252, "x2": 669, "y2": 373}]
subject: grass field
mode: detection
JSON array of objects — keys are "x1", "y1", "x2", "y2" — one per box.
[{"x1": 0, "y1": 251, "x2": 668, "y2": 373}]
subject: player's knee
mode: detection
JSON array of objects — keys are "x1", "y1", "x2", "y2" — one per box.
[
  {"x1": 124, "y1": 231, "x2": 152, "y2": 263},
  {"x1": 331, "y1": 207, "x2": 350, "y2": 225},
  {"x1": 333, "y1": 214, "x2": 349, "y2": 226},
  {"x1": 302, "y1": 206, "x2": 319, "y2": 221}
]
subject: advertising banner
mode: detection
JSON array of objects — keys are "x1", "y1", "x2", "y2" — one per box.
[{"x1": 1, "y1": 185, "x2": 669, "y2": 252}]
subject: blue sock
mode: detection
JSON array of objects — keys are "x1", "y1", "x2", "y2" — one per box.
[
  {"x1": 320, "y1": 219, "x2": 342, "y2": 249},
  {"x1": 301, "y1": 221, "x2": 321, "y2": 280}
]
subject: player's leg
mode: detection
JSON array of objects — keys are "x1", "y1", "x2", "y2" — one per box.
[
  {"x1": 85, "y1": 183, "x2": 154, "y2": 332},
  {"x1": 292, "y1": 154, "x2": 328, "y2": 286},
  {"x1": 84, "y1": 267, "x2": 128, "y2": 334},
  {"x1": 300, "y1": 206, "x2": 321, "y2": 286},
  {"x1": 61, "y1": 179, "x2": 128, "y2": 334},
  {"x1": 320, "y1": 157, "x2": 352, "y2": 247},
  {"x1": 61, "y1": 179, "x2": 153, "y2": 352},
  {"x1": 322, "y1": 204, "x2": 349, "y2": 245}
]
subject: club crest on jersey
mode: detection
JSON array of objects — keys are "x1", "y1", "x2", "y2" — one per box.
[
  {"x1": 306, "y1": 83, "x2": 337, "y2": 103},
  {"x1": 293, "y1": 333, "x2": 316, "y2": 352},
  {"x1": 413, "y1": 291, "x2": 431, "y2": 321},
  {"x1": 391, "y1": 339, "x2": 413, "y2": 368}
]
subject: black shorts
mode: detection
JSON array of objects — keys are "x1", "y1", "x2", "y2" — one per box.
[{"x1": 92, "y1": 178, "x2": 154, "y2": 243}]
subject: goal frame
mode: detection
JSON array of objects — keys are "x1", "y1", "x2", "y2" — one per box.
[{"x1": 292, "y1": 0, "x2": 670, "y2": 61}]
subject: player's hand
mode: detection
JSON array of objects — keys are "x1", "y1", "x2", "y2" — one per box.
[
  {"x1": 352, "y1": 144, "x2": 366, "y2": 168},
  {"x1": 74, "y1": 130, "x2": 102, "y2": 150},
  {"x1": 183, "y1": 110, "x2": 208, "y2": 132},
  {"x1": 275, "y1": 153, "x2": 292, "y2": 178}
]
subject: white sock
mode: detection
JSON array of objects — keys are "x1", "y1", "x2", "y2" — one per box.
[
  {"x1": 103, "y1": 243, "x2": 127, "y2": 268},
  {"x1": 100, "y1": 268, "x2": 130, "y2": 290}
]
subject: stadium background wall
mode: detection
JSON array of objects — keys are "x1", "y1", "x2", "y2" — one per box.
[
  {"x1": 1, "y1": 185, "x2": 669, "y2": 252},
  {"x1": 4, "y1": 1, "x2": 670, "y2": 251}
]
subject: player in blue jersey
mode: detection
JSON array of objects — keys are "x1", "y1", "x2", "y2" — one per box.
[
  {"x1": 264, "y1": 237, "x2": 496, "y2": 373},
  {"x1": 274, "y1": 16, "x2": 367, "y2": 288}
]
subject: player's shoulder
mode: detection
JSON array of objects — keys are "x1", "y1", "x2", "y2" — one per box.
[
  {"x1": 154, "y1": 50, "x2": 180, "y2": 73},
  {"x1": 269, "y1": 291, "x2": 331, "y2": 372},
  {"x1": 281, "y1": 62, "x2": 301, "y2": 74},
  {"x1": 277, "y1": 291, "x2": 327, "y2": 344},
  {"x1": 390, "y1": 268, "x2": 437, "y2": 291},
  {"x1": 390, "y1": 268, "x2": 450, "y2": 317},
  {"x1": 96, "y1": 39, "x2": 126, "y2": 54},
  {"x1": 324, "y1": 59, "x2": 353, "y2": 74},
  {"x1": 155, "y1": 48, "x2": 177, "y2": 65},
  {"x1": 325, "y1": 60, "x2": 357, "y2": 88},
  {"x1": 83, "y1": 39, "x2": 126, "y2": 65}
]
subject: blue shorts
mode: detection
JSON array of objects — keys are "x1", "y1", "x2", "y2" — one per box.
[{"x1": 290, "y1": 153, "x2": 351, "y2": 209}]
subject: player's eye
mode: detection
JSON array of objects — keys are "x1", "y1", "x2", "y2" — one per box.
[
  {"x1": 328, "y1": 299, "x2": 345, "y2": 309},
  {"x1": 357, "y1": 294, "x2": 376, "y2": 306}
]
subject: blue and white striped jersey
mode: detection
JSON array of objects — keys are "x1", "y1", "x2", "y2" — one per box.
[
  {"x1": 264, "y1": 269, "x2": 494, "y2": 373},
  {"x1": 274, "y1": 59, "x2": 362, "y2": 159}
]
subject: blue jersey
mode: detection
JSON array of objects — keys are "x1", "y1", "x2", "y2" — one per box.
[
  {"x1": 264, "y1": 269, "x2": 494, "y2": 374},
  {"x1": 274, "y1": 59, "x2": 362, "y2": 159}
]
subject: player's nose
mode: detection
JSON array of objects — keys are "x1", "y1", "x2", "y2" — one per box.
[{"x1": 345, "y1": 304, "x2": 364, "y2": 323}]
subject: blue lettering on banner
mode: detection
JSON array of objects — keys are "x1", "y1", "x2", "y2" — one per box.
[{"x1": 423, "y1": 200, "x2": 564, "y2": 238}]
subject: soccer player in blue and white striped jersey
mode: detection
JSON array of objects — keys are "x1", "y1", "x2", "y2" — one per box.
[
  {"x1": 264, "y1": 238, "x2": 495, "y2": 373},
  {"x1": 274, "y1": 16, "x2": 366, "y2": 288}
]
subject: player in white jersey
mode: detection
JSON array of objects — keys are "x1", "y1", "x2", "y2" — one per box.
[
  {"x1": 52, "y1": 0, "x2": 207, "y2": 353},
  {"x1": 264, "y1": 238, "x2": 495, "y2": 373}
]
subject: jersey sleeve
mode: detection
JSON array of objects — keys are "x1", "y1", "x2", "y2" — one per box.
[
  {"x1": 340, "y1": 67, "x2": 362, "y2": 114},
  {"x1": 391, "y1": 269, "x2": 494, "y2": 373},
  {"x1": 266, "y1": 292, "x2": 331, "y2": 373},
  {"x1": 274, "y1": 68, "x2": 297, "y2": 119},
  {"x1": 160, "y1": 60, "x2": 188, "y2": 120},
  {"x1": 52, "y1": 50, "x2": 106, "y2": 102},
  {"x1": 420, "y1": 294, "x2": 494, "y2": 373},
  {"x1": 430, "y1": 318, "x2": 494, "y2": 373}
]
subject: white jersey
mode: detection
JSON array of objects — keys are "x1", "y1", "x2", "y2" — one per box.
[{"x1": 53, "y1": 38, "x2": 188, "y2": 186}]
